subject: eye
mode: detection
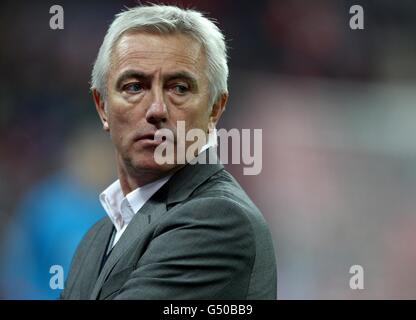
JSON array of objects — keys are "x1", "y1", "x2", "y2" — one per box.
[
  {"x1": 123, "y1": 82, "x2": 143, "y2": 93},
  {"x1": 171, "y1": 84, "x2": 189, "y2": 95}
]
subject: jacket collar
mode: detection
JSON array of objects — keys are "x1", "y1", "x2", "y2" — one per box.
[{"x1": 166, "y1": 148, "x2": 223, "y2": 205}]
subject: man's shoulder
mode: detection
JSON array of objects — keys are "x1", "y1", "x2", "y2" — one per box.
[
  {"x1": 191, "y1": 168, "x2": 242, "y2": 197},
  {"x1": 191, "y1": 168, "x2": 261, "y2": 217},
  {"x1": 174, "y1": 167, "x2": 269, "y2": 233},
  {"x1": 188, "y1": 168, "x2": 277, "y2": 299}
]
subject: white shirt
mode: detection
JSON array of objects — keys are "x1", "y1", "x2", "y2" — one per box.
[{"x1": 100, "y1": 128, "x2": 218, "y2": 247}]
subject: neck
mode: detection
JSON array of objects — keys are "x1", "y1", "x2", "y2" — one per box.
[{"x1": 116, "y1": 154, "x2": 181, "y2": 196}]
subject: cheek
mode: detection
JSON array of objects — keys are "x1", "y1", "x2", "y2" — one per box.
[
  {"x1": 190, "y1": 105, "x2": 211, "y2": 130},
  {"x1": 107, "y1": 108, "x2": 134, "y2": 149},
  {"x1": 107, "y1": 95, "x2": 137, "y2": 128},
  {"x1": 174, "y1": 97, "x2": 211, "y2": 128},
  {"x1": 171, "y1": 109, "x2": 208, "y2": 133},
  {"x1": 108, "y1": 111, "x2": 129, "y2": 137}
]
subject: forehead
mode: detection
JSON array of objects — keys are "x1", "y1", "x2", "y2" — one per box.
[{"x1": 110, "y1": 31, "x2": 206, "y2": 77}]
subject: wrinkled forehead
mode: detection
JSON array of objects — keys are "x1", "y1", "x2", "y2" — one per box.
[{"x1": 109, "y1": 30, "x2": 207, "y2": 77}]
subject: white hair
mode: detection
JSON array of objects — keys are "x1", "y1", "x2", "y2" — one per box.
[{"x1": 91, "y1": 4, "x2": 229, "y2": 105}]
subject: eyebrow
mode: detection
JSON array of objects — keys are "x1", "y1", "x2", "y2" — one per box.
[
  {"x1": 115, "y1": 70, "x2": 199, "y2": 90},
  {"x1": 115, "y1": 70, "x2": 147, "y2": 89},
  {"x1": 164, "y1": 71, "x2": 198, "y2": 89}
]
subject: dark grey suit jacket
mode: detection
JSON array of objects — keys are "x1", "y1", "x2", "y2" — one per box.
[{"x1": 61, "y1": 153, "x2": 277, "y2": 300}]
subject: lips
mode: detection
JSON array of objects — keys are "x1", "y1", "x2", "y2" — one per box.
[
  {"x1": 133, "y1": 129, "x2": 174, "y2": 145},
  {"x1": 132, "y1": 131, "x2": 168, "y2": 148},
  {"x1": 136, "y1": 132, "x2": 156, "y2": 141}
]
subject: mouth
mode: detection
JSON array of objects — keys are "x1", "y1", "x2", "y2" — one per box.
[
  {"x1": 137, "y1": 133, "x2": 156, "y2": 141},
  {"x1": 133, "y1": 131, "x2": 169, "y2": 148}
]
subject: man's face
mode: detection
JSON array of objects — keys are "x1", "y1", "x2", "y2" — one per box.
[{"x1": 95, "y1": 31, "x2": 224, "y2": 176}]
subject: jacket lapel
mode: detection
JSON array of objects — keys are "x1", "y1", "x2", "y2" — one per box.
[
  {"x1": 89, "y1": 188, "x2": 168, "y2": 299},
  {"x1": 65, "y1": 219, "x2": 113, "y2": 299},
  {"x1": 85, "y1": 221, "x2": 114, "y2": 290}
]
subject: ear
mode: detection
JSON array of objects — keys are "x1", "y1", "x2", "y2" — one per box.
[
  {"x1": 209, "y1": 92, "x2": 228, "y2": 128},
  {"x1": 92, "y1": 89, "x2": 110, "y2": 132}
]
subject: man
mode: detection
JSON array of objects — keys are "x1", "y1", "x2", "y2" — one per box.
[{"x1": 61, "y1": 4, "x2": 277, "y2": 300}]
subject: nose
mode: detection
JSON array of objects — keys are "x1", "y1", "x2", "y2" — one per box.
[{"x1": 145, "y1": 87, "x2": 168, "y2": 125}]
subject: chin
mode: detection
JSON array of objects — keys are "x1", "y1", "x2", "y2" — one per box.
[{"x1": 129, "y1": 155, "x2": 177, "y2": 174}]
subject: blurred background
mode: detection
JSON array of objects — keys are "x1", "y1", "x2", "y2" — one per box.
[{"x1": 1, "y1": 0, "x2": 416, "y2": 299}]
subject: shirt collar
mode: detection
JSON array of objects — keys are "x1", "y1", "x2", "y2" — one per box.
[{"x1": 100, "y1": 175, "x2": 171, "y2": 232}]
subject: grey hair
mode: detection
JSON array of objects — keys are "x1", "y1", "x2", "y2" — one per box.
[{"x1": 91, "y1": 4, "x2": 229, "y2": 106}]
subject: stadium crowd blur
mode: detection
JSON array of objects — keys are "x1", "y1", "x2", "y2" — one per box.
[{"x1": 1, "y1": 0, "x2": 416, "y2": 299}]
